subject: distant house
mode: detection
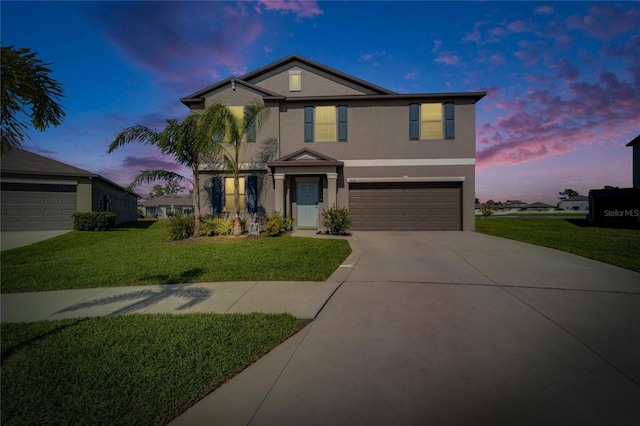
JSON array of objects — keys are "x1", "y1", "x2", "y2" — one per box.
[
  {"x1": 522, "y1": 202, "x2": 555, "y2": 212},
  {"x1": 182, "y1": 54, "x2": 485, "y2": 231},
  {"x1": 558, "y1": 195, "x2": 589, "y2": 211},
  {"x1": 139, "y1": 195, "x2": 193, "y2": 218},
  {"x1": 1, "y1": 148, "x2": 138, "y2": 231}
]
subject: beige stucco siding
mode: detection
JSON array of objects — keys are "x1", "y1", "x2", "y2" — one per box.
[
  {"x1": 277, "y1": 101, "x2": 476, "y2": 162},
  {"x1": 249, "y1": 63, "x2": 377, "y2": 97}
]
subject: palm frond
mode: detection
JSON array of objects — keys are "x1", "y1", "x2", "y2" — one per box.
[
  {"x1": 130, "y1": 170, "x2": 192, "y2": 188},
  {"x1": 108, "y1": 125, "x2": 161, "y2": 153}
]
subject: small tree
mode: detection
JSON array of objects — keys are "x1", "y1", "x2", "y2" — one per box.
[
  {"x1": 199, "y1": 101, "x2": 270, "y2": 235},
  {"x1": 109, "y1": 114, "x2": 211, "y2": 233},
  {"x1": 558, "y1": 188, "x2": 579, "y2": 200}
]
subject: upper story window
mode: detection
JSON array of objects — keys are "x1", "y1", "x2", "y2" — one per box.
[
  {"x1": 227, "y1": 105, "x2": 256, "y2": 142},
  {"x1": 289, "y1": 70, "x2": 301, "y2": 92},
  {"x1": 304, "y1": 106, "x2": 348, "y2": 143},
  {"x1": 409, "y1": 103, "x2": 455, "y2": 140}
]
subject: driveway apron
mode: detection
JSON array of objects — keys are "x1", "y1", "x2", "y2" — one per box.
[{"x1": 172, "y1": 231, "x2": 640, "y2": 426}]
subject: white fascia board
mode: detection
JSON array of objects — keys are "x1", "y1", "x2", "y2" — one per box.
[
  {"x1": 347, "y1": 176, "x2": 465, "y2": 183},
  {"x1": 343, "y1": 158, "x2": 475, "y2": 167}
]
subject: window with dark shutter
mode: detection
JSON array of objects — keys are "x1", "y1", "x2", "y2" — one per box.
[
  {"x1": 409, "y1": 104, "x2": 420, "y2": 140},
  {"x1": 304, "y1": 106, "x2": 314, "y2": 142},
  {"x1": 245, "y1": 105, "x2": 256, "y2": 142},
  {"x1": 211, "y1": 176, "x2": 223, "y2": 214},
  {"x1": 246, "y1": 175, "x2": 258, "y2": 213},
  {"x1": 444, "y1": 102, "x2": 455, "y2": 140},
  {"x1": 337, "y1": 105, "x2": 348, "y2": 142}
]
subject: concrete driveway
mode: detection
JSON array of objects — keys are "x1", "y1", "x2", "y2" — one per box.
[
  {"x1": 1, "y1": 230, "x2": 70, "y2": 251},
  {"x1": 173, "y1": 231, "x2": 640, "y2": 425}
]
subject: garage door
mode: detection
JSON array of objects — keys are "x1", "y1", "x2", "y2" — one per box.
[
  {"x1": 1, "y1": 183, "x2": 77, "y2": 231},
  {"x1": 349, "y1": 182, "x2": 462, "y2": 231}
]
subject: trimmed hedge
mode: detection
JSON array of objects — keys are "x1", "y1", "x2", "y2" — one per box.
[
  {"x1": 72, "y1": 212, "x2": 117, "y2": 231},
  {"x1": 322, "y1": 207, "x2": 352, "y2": 235}
]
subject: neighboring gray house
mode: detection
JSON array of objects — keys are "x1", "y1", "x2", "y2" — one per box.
[
  {"x1": 181, "y1": 55, "x2": 485, "y2": 231},
  {"x1": 558, "y1": 195, "x2": 589, "y2": 211},
  {"x1": 140, "y1": 195, "x2": 193, "y2": 218},
  {"x1": 522, "y1": 202, "x2": 555, "y2": 212},
  {"x1": 1, "y1": 148, "x2": 138, "y2": 231}
]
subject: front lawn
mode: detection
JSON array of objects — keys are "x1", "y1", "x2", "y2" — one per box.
[
  {"x1": 1, "y1": 313, "x2": 306, "y2": 425},
  {"x1": 1, "y1": 221, "x2": 352, "y2": 293},
  {"x1": 476, "y1": 218, "x2": 640, "y2": 273}
]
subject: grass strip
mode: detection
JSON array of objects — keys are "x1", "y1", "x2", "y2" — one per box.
[
  {"x1": 476, "y1": 218, "x2": 640, "y2": 273},
  {"x1": 1, "y1": 313, "x2": 306, "y2": 425},
  {"x1": 1, "y1": 221, "x2": 352, "y2": 293}
]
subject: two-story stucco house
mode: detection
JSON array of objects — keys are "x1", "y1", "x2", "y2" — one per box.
[{"x1": 181, "y1": 55, "x2": 485, "y2": 231}]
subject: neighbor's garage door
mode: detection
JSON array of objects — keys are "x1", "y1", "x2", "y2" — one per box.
[
  {"x1": 349, "y1": 182, "x2": 462, "y2": 231},
  {"x1": 1, "y1": 183, "x2": 77, "y2": 231}
]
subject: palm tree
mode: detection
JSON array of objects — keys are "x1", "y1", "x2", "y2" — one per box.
[
  {"x1": 1, "y1": 46, "x2": 65, "y2": 154},
  {"x1": 108, "y1": 114, "x2": 212, "y2": 233},
  {"x1": 199, "y1": 101, "x2": 270, "y2": 234}
]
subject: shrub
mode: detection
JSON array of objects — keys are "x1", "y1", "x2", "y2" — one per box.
[
  {"x1": 168, "y1": 216, "x2": 194, "y2": 241},
  {"x1": 197, "y1": 217, "x2": 234, "y2": 236},
  {"x1": 72, "y1": 212, "x2": 117, "y2": 231},
  {"x1": 322, "y1": 207, "x2": 352, "y2": 235},
  {"x1": 263, "y1": 211, "x2": 285, "y2": 237}
]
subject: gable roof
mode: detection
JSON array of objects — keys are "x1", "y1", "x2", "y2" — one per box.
[
  {"x1": 1, "y1": 148, "x2": 136, "y2": 195},
  {"x1": 1, "y1": 147, "x2": 96, "y2": 177},
  {"x1": 181, "y1": 77, "x2": 285, "y2": 106},
  {"x1": 181, "y1": 54, "x2": 486, "y2": 107},
  {"x1": 239, "y1": 54, "x2": 396, "y2": 96},
  {"x1": 267, "y1": 148, "x2": 344, "y2": 168}
]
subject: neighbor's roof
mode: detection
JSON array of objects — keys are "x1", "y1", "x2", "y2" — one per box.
[
  {"x1": 140, "y1": 195, "x2": 193, "y2": 208},
  {"x1": 625, "y1": 134, "x2": 640, "y2": 147},
  {"x1": 1, "y1": 147, "x2": 138, "y2": 196},
  {"x1": 1, "y1": 147, "x2": 96, "y2": 177}
]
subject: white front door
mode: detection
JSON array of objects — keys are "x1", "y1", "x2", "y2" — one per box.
[{"x1": 297, "y1": 181, "x2": 319, "y2": 227}]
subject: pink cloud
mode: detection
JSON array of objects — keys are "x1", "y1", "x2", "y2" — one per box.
[
  {"x1": 404, "y1": 72, "x2": 420, "y2": 80},
  {"x1": 567, "y1": 3, "x2": 640, "y2": 39},
  {"x1": 435, "y1": 51, "x2": 462, "y2": 67},
  {"x1": 257, "y1": 0, "x2": 323, "y2": 20},
  {"x1": 506, "y1": 20, "x2": 530, "y2": 33},
  {"x1": 477, "y1": 67, "x2": 640, "y2": 168},
  {"x1": 534, "y1": 5, "x2": 554, "y2": 15},
  {"x1": 432, "y1": 39, "x2": 442, "y2": 53}
]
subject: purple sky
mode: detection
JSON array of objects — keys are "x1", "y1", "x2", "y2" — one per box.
[{"x1": 2, "y1": 1, "x2": 639, "y2": 205}]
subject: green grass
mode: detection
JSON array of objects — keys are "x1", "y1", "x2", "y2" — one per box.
[
  {"x1": 1, "y1": 221, "x2": 352, "y2": 293},
  {"x1": 1, "y1": 313, "x2": 306, "y2": 426},
  {"x1": 476, "y1": 218, "x2": 640, "y2": 273}
]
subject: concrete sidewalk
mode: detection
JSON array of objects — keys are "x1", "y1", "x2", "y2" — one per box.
[{"x1": 1, "y1": 230, "x2": 71, "y2": 251}]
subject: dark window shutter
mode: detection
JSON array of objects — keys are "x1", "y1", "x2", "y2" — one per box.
[
  {"x1": 409, "y1": 104, "x2": 420, "y2": 140},
  {"x1": 246, "y1": 175, "x2": 258, "y2": 214},
  {"x1": 245, "y1": 106, "x2": 256, "y2": 142},
  {"x1": 211, "y1": 176, "x2": 223, "y2": 215},
  {"x1": 304, "y1": 106, "x2": 314, "y2": 142},
  {"x1": 444, "y1": 102, "x2": 455, "y2": 140},
  {"x1": 337, "y1": 105, "x2": 348, "y2": 142}
]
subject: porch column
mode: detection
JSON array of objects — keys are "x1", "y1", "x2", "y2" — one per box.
[
  {"x1": 327, "y1": 172, "x2": 338, "y2": 207},
  {"x1": 274, "y1": 173, "x2": 285, "y2": 213}
]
